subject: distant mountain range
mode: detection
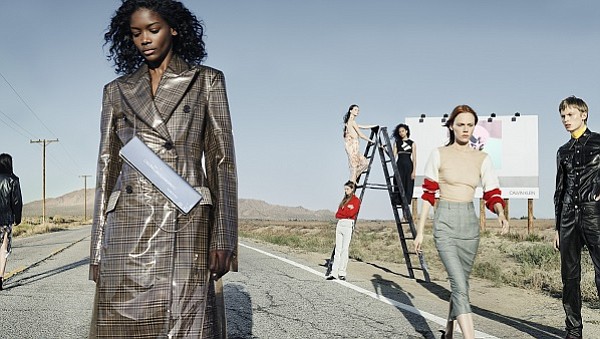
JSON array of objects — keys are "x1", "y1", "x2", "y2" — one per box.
[
  {"x1": 23, "y1": 189, "x2": 335, "y2": 221},
  {"x1": 238, "y1": 198, "x2": 333, "y2": 221},
  {"x1": 23, "y1": 189, "x2": 96, "y2": 219}
]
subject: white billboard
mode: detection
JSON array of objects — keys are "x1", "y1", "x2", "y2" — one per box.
[{"x1": 404, "y1": 114, "x2": 539, "y2": 199}]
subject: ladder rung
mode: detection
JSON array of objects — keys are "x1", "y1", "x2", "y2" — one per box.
[
  {"x1": 407, "y1": 266, "x2": 425, "y2": 271},
  {"x1": 356, "y1": 126, "x2": 431, "y2": 283},
  {"x1": 363, "y1": 184, "x2": 389, "y2": 190}
]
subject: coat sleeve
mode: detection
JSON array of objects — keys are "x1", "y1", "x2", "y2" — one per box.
[
  {"x1": 554, "y1": 149, "x2": 564, "y2": 231},
  {"x1": 11, "y1": 177, "x2": 22, "y2": 225},
  {"x1": 421, "y1": 148, "x2": 440, "y2": 206},
  {"x1": 90, "y1": 83, "x2": 123, "y2": 272},
  {"x1": 203, "y1": 70, "x2": 238, "y2": 254},
  {"x1": 480, "y1": 155, "x2": 505, "y2": 212}
]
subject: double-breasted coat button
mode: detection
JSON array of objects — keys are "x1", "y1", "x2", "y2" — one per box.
[
  {"x1": 125, "y1": 185, "x2": 133, "y2": 194},
  {"x1": 164, "y1": 141, "x2": 174, "y2": 150},
  {"x1": 183, "y1": 105, "x2": 191, "y2": 113}
]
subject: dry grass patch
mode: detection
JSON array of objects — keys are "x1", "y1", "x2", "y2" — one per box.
[
  {"x1": 240, "y1": 218, "x2": 598, "y2": 304},
  {"x1": 13, "y1": 216, "x2": 89, "y2": 238}
]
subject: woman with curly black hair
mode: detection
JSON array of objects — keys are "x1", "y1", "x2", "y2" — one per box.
[
  {"x1": 392, "y1": 123, "x2": 416, "y2": 208},
  {"x1": 90, "y1": 1, "x2": 238, "y2": 338}
]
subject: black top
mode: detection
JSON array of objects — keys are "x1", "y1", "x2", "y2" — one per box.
[
  {"x1": 0, "y1": 173, "x2": 22, "y2": 226},
  {"x1": 395, "y1": 139, "x2": 414, "y2": 163},
  {"x1": 554, "y1": 129, "x2": 600, "y2": 229}
]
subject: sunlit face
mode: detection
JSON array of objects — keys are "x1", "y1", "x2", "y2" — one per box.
[
  {"x1": 344, "y1": 185, "x2": 353, "y2": 196},
  {"x1": 560, "y1": 106, "x2": 587, "y2": 133},
  {"x1": 398, "y1": 127, "x2": 408, "y2": 139},
  {"x1": 350, "y1": 106, "x2": 360, "y2": 117},
  {"x1": 130, "y1": 8, "x2": 177, "y2": 67},
  {"x1": 450, "y1": 112, "x2": 476, "y2": 145}
]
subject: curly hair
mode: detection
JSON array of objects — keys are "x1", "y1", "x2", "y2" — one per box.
[
  {"x1": 392, "y1": 123, "x2": 410, "y2": 141},
  {"x1": 104, "y1": 0, "x2": 206, "y2": 75}
]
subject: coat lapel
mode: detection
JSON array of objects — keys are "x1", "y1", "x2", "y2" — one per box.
[
  {"x1": 117, "y1": 56, "x2": 197, "y2": 141},
  {"x1": 154, "y1": 56, "x2": 199, "y2": 123}
]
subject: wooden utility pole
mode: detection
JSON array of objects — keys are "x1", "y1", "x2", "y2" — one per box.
[
  {"x1": 30, "y1": 138, "x2": 59, "y2": 227},
  {"x1": 79, "y1": 175, "x2": 92, "y2": 221},
  {"x1": 528, "y1": 198, "x2": 534, "y2": 234},
  {"x1": 479, "y1": 198, "x2": 485, "y2": 230}
]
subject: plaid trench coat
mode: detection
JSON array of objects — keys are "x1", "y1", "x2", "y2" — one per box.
[{"x1": 89, "y1": 55, "x2": 237, "y2": 338}]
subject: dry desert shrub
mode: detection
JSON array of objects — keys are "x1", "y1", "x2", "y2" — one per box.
[{"x1": 240, "y1": 218, "x2": 598, "y2": 304}]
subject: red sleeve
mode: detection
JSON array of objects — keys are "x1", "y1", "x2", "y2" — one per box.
[
  {"x1": 483, "y1": 188, "x2": 505, "y2": 213},
  {"x1": 335, "y1": 195, "x2": 361, "y2": 220},
  {"x1": 421, "y1": 178, "x2": 439, "y2": 206}
]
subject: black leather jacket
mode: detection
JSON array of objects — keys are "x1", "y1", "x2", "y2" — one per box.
[
  {"x1": 0, "y1": 173, "x2": 22, "y2": 226},
  {"x1": 554, "y1": 129, "x2": 600, "y2": 230}
]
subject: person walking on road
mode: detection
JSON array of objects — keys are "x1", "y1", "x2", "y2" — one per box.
[
  {"x1": 0, "y1": 153, "x2": 23, "y2": 291},
  {"x1": 327, "y1": 181, "x2": 361, "y2": 281},
  {"x1": 554, "y1": 95, "x2": 600, "y2": 339},
  {"x1": 413, "y1": 105, "x2": 509, "y2": 339},
  {"x1": 89, "y1": 0, "x2": 238, "y2": 337}
]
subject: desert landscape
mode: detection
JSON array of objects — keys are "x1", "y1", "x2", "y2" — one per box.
[{"x1": 20, "y1": 190, "x2": 598, "y2": 305}]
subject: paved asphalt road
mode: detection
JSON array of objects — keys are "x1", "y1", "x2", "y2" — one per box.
[{"x1": 0, "y1": 225, "x2": 581, "y2": 338}]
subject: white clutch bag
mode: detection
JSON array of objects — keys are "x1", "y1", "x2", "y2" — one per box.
[{"x1": 119, "y1": 136, "x2": 202, "y2": 214}]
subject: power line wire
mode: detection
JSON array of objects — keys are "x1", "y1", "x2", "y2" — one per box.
[
  {"x1": 0, "y1": 70, "x2": 84, "y2": 172},
  {"x1": 0, "y1": 71, "x2": 57, "y2": 138},
  {"x1": 0, "y1": 106, "x2": 36, "y2": 139}
]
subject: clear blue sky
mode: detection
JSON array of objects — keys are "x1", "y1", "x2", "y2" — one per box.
[{"x1": 1, "y1": 1, "x2": 599, "y2": 220}]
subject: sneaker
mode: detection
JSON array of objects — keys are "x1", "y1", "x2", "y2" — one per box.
[
  {"x1": 326, "y1": 276, "x2": 336, "y2": 280},
  {"x1": 339, "y1": 276, "x2": 346, "y2": 281}
]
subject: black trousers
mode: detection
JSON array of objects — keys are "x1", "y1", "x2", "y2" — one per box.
[
  {"x1": 392, "y1": 159, "x2": 414, "y2": 207},
  {"x1": 559, "y1": 202, "x2": 600, "y2": 336}
]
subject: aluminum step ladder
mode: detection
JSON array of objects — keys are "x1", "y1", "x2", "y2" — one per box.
[{"x1": 325, "y1": 126, "x2": 430, "y2": 282}]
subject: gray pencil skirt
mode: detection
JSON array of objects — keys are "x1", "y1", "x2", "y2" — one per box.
[{"x1": 433, "y1": 200, "x2": 480, "y2": 320}]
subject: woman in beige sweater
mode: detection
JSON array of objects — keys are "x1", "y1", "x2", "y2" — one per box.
[{"x1": 414, "y1": 105, "x2": 509, "y2": 339}]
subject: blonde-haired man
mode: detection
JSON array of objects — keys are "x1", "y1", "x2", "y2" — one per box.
[{"x1": 554, "y1": 96, "x2": 600, "y2": 339}]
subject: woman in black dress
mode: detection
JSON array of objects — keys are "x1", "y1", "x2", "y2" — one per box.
[{"x1": 392, "y1": 123, "x2": 416, "y2": 207}]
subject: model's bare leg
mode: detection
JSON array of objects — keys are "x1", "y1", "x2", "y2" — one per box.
[
  {"x1": 0, "y1": 232, "x2": 8, "y2": 278},
  {"x1": 455, "y1": 313, "x2": 475, "y2": 339}
]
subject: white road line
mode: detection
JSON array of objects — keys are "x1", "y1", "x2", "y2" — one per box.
[{"x1": 240, "y1": 242, "x2": 499, "y2": 339}]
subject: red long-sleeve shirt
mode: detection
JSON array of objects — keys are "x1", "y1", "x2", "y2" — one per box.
[{"x1": 335, "y1": 195, "x2": 361, "y2": 220}]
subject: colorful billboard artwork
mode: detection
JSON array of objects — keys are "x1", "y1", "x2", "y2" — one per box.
[
  {"x1": 404, "y1": 115, "x2": 538, "y2": 199},
  {"x1": 473, "y1": 120, "x2": 502, "y2": 168}
]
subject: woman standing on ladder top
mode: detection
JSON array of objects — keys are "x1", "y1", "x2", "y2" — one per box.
[
  {"x1": 392, "y1": 123, "x2": 416, "y2": 208},
  {"x1": 343, "y1": 104, "x2": 377, "y2": 183},
  {"x1": 413, "y1": 105, "x2": 509, "y2": 339}
]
